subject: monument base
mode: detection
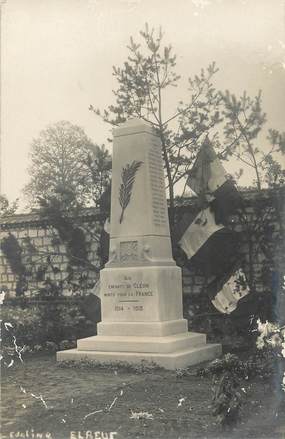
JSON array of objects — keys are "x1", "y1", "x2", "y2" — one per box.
[{"x1": 57, "y1": 328, "x2": 222, "y2": 370}]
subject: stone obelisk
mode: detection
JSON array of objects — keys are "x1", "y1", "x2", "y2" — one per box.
[{"x1": 57, "y1": 119, "x2": 221, "y2": 369}]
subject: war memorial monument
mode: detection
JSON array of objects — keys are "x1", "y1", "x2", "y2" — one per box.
[{"x1": 57, "y1": 119, "x2": 221, "y2": 369}]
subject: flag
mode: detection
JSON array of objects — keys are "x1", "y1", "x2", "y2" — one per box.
[
  {"x1": 210, "y1": 269, "x2": 249, "y2": 314},
  {"x1": 175, "y1": 138, "x2": 247, "y2": 312},
  {"x1": 177, "y1": 206, "x2": 224, "y2": 262},
  {"x1": 175, "y1": 139, "x2": 241, "y2": 276},
  {"x1": 175, "y1": 207, "x2": 240, "y2": 279},
  {"x1": 186, "y1": 137, "x2": 242, "y2": 224}
]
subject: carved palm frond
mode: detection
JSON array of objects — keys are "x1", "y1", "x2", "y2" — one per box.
[{"x1": 119, "y1": 160, "x2": 143, "y2": 223}]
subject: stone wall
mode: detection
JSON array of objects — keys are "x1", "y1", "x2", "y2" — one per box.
[
  {"x1": 0, "y1": 209, "x2": 104, "y2": 296},
  {"x1": 1, "y1": 188, "x2": 284, "y2": 299}
]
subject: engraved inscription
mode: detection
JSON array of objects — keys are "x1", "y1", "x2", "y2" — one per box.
[
  {"x1": 120, "y1": 241, "x2": 138, "y2": 261},
  {"x1": 148, "y1": 144, "x2": 168, "y2": 226},
  {"x1": 103, "y1": 275, "x2": 154, "y2": 314}
]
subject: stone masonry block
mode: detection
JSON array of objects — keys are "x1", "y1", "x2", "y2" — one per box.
[
  {"x1": 183, "y1": 286, "x2": 192, "y2": 294},
  {"x1": 59, "y1": 262, "x2": 69, "y2": 272},
  {"x1": 192, "y1": 285, "x2": 203, "y2": 295},
  {"x1": 32, "y1": 237, "x2": 43, "y2": 247},
  {"x1": 51, "y1": 254, "x2": 63, "y2": 264},
  {"x1": 18, "y1": 230, "x2": 28, "y2": 238},
  {"x1": 58, "y1": 245, "x2": 66, "y2": 254},
  {"x1": 37, "y1": 229, "x2": 46, "y2": 237},
  {"x1": 43, "y1": 237, "x2": 52, "y2": 246},
  {"x1": 28, "y1": 228, "x2": 38, "y2": 238},
  {"x1": 183, "y1": 277, "x2": 193, "y2": 286},
  {"x1": 0, "y1": 260, "x2": 7, "y2": 271},
  {"x1": 51, "y1": 272, "x2": 61, "y2": 281},
  {"x1": 194, "y1": 276, "x2": 204, "y2": 285}
]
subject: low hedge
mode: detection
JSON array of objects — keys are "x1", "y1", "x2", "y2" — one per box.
[{"x1": 1, "y1": 295, "x2": 101, "y2": 349}]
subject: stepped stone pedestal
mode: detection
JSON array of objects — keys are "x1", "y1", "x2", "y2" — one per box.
[{"x1": 57, "y1": 119, "x2": 221, "y2": 369}]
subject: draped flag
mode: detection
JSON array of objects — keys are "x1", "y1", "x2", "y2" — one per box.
[
  {"x1": 176, "y1": 208, "x2": 239, "y2": 279},
  {"x1": 210, "y1": 269, "x2": 249, "y2": 314},
  {"x1": 186, "y1": 138, "x2": 241, "y2": 224},
  {"x1": 175, "y1": 138, "x2": 248, "y2": 312},
  {"x1": 206, "y1": 265, "x2": 250, "y2": 314}
]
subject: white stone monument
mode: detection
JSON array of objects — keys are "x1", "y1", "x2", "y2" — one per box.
[{"x1": 57, "y1": 119, "x2": 221, "y2": 369}]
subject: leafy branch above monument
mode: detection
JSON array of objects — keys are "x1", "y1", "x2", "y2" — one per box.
[
  {"x1": 90, "y1": 24, "x2": 285, "y2": 230},
  {"x1": 220, "y1": 91, "x2": 285, "y2": 190},
  {"x1": 90, "y1": 24, "x2": 223, "y2": 228}
]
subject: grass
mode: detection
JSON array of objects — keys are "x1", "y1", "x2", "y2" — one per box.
[{"x1": 1, "y1": 353, "x2": 285, "y2": 439}]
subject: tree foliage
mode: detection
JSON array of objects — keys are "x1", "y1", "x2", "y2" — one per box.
[
  {"x1": 0, "y1": 195, "x2": 18, "y2": 217},
  {"x1": 24, "y1": 120, "x2": 111, "y2": 208},
  {"x1": 220, "y1": 91, "x2": 285, "y2": 190},
  {"x1": 84, "y1": 144, "x2": 112, "y2": 206},
  {"x1": 91, "y1": 24, "x2": 284, "y2": 217},
  {"x1": 16, "y1": 121, "x2": 112, "y2": 297}
]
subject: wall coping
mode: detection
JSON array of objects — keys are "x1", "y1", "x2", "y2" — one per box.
[
  {"x1": 174, "y1": 186, "x2": 285, "y2": 207},
  {"x1": 0, "y1": 206, "x2": 103, "y2": 229},
  {"x1": 1, "y1": 186, "x2": 284, "y2": 229}
]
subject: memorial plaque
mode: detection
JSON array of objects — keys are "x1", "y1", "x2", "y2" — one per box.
[{"x1": 102, "y1": 270, "x2": 156, "y2": 321}]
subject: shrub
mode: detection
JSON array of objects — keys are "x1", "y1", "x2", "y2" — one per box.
[
  {"x1": 1, "y1": 299, "x2": 96, "y2": 349},
  {"x1": 1, "y1": 306, "x2": 43, "y2": 346},
  {"x1": 59, "y1": 339, "x2": 76, "y2": 350},
  {"x1": 197, "y1": 351, "x2": 277, "y2": 430},
  {"x1": 45, "y1": 341, "x2": 59, "y2": 352},
  {"x1": 197, "y1": 354, "x2": 246, "y2": 429}
]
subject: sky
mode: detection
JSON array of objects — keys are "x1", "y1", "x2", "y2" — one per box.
[{"x1": 1, "y1": 0, "x2": 285, "y2": 211}]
